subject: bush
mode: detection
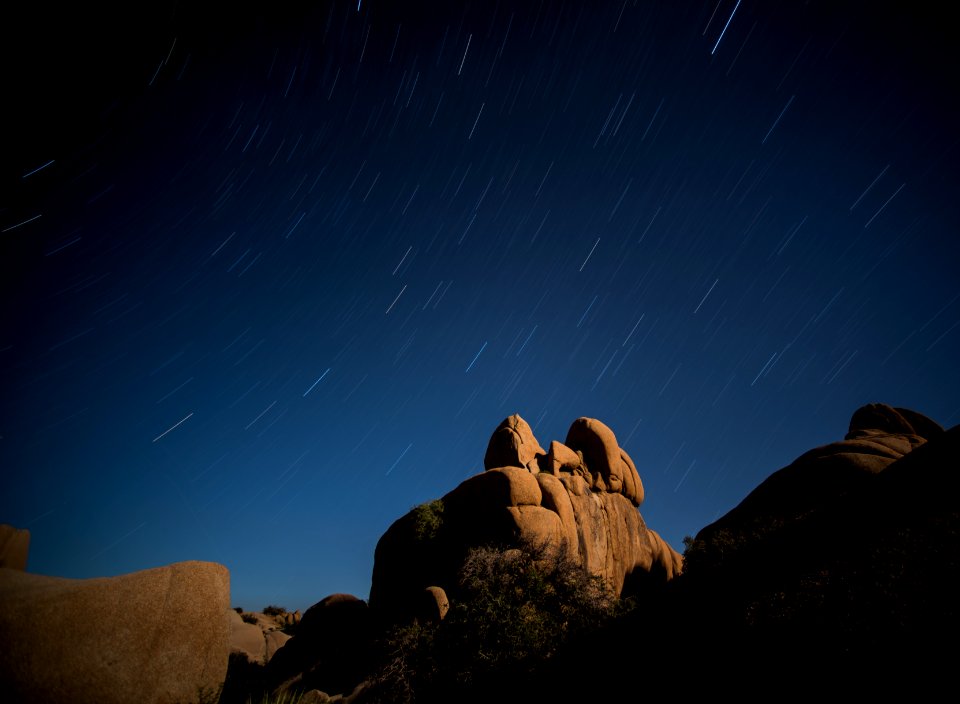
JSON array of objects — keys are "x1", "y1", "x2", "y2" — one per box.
[
  {"x1": 263, "y1": 605, "x2": 287, "y2": 616},
  {"x1": 410, "y1": 499, "x2": 444, "y2": 541},
  {"x1": 241, "y1": 613, "x2": 259, "y2": 625},
  {"x1": 366, "y1": 539, "x2": 624, "y2": 702}
]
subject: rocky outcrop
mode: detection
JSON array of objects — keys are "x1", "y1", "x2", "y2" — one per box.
[
  {"x1": 0, "y1": 559, "x2": 230, "y2": 704},
  {"x1": 370, "y1": 414, "x2": 681, "y2": 623}
]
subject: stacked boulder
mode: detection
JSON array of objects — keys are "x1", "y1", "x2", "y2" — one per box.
[{"x1": 370, "y1": 415, "x2": 682, "y2": 623}]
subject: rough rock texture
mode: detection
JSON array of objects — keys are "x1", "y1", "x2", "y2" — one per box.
[
  {"x1": 0, "y1": 560, "x2": 230, "y2": 704},
  {"x1": 370, "y1": 415, "x2": 681, "y2": 623},
  {"x1": 0, "y1": 524, "x2": 29, "y2": 570}
]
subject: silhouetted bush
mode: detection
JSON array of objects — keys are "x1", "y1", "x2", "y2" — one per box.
[
  {"x1": 365, "y1": 539, "x2": 625, "y2": 703},
  {"x1": 263, "y1": 605, "x2": 287, "y2": 616}
]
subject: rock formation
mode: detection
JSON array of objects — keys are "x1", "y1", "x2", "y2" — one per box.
[
  {"x1": 370, "y1": 414, "x2": 681, "y2": 623},
  {"x1": 0, "y1": 557, "x2": 231, "y2": 704},
  {"x1": 521, "y1": 403, "x2": 959, "y2": 700}
]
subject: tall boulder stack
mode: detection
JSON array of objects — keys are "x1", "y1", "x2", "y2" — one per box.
[{"x1": 370, "y1": 414, "x2": 681, "y2": 623}]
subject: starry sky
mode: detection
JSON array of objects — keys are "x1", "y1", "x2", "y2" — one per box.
[{"x1": 2, "y1": 1, "x2": 958, "y2": 611}]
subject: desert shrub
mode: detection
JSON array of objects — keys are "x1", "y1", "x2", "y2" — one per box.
[
  {"x1": 234, "y1": 606, "x2": 244, "y2": 614},
  {"x1": 366, "y1": 539, "x2": 623, "y2": 702},
  {"x1": 263, "y1": 605, "x2": 287, "y2": 616},
  {"x1": 241, "y1": 613, "x2": 259, "y2": 625},
  {"x1": 410, "y1": 499, "x2": 444, "y2": 541}
]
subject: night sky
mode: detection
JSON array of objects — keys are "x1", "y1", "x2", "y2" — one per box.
[{"x1": 2, "y1": 1, "x2": 958, "y2": 611}]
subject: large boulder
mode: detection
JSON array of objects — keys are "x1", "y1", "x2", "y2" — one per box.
[
  {"x1": 0, "y1": 560, "x2": 230, "y2": 704},
  {"x1": 266, "y1": 594, "x2": 373, "y2": 698},
  {"x1": 370, "y1": 415, "x2": 681, "y2": 623}
]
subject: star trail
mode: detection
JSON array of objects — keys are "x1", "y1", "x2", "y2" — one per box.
[{"x1": 1, "y1": 1, "x2": 958, "y2": 610}]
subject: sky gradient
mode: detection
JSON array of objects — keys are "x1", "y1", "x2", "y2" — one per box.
[{"x1": 2, "y1": 1, "x2": 958, "y2": 611}]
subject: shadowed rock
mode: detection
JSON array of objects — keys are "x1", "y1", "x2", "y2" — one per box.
[
  {"x1": 696, "y1": 403, "x2": 944, "y2": 543},
  {"x1": 527, "y1": 404, "x2": 958, "y2": 700},
  {"x1": 266, "y1": 594, "x2": 373, "y2": 697}
]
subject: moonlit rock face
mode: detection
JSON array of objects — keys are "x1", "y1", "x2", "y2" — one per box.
[
  {"x1": 483, "y1": 414, "x2": 547, "y2": 471},
  {"x1": 565, "y1": 417, "x2": 645, "y2": 506},
  {"x1": 370, "y1": 415, "x2": 681, "y2": 623},
  {"x1": 0, "y1": 560, "x2": 231, "y2": 704}
]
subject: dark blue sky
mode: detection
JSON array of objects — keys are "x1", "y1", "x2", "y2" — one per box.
[{"x1": 2, "y1": 1, "x2": 958, "y2": 611}]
